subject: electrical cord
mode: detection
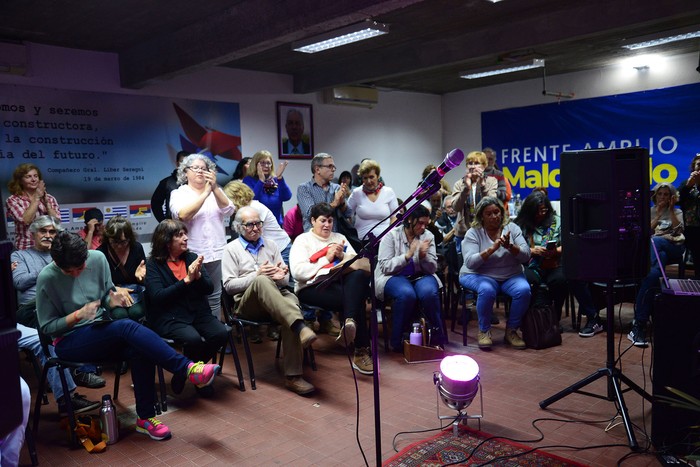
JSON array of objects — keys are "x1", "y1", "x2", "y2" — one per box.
[{"x1": 391, "y1": 415, "x2": 461, "y2": 452}]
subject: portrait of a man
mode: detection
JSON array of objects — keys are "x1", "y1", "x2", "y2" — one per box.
[{"x1": 278, "y1": 102, "x2": 313, "y2": 159}]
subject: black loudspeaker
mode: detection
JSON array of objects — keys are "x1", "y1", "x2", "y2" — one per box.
[
  {"x1": 652, "y1": 293, "x2": 700, "y2": 453},
  {"x1": 560, "y1": 148, "x2": 650, "y2": 282}
]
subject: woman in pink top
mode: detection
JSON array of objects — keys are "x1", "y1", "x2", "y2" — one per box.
[{"x1": 169, "y1": 154, "x2": 235, "y2": 317}]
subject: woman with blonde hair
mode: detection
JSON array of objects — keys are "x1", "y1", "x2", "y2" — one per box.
[
  {"x1": 346, "y1": 159, "x2": 398, "y2": 243},
  {"x1": 242, "y1": 150, "x2": 291, "y2": 225}
]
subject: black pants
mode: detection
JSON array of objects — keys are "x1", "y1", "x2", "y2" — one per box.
[
  {"x1": 297, "y1": 270, "x2": 370, "y2": 348},
  {"x1": 154, "y1": 312, "x2": 228, "y2": 363}
]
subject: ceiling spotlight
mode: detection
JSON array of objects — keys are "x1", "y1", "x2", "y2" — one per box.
[
  {"x1": 434, "y1": 355, "x2": 483, "y2": 434},
  {"x1": 292, "y1": 20, "x2": 388, "y2": 54},
  {"x1": 622, "y1": 29, "x2": 700, "y2": 50},
  {"x1": 460, "y1": 58, "x2": 545, "y2": 79}
]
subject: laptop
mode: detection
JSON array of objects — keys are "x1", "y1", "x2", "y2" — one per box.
[{"x1": 651, "y1": 238, "x2": 700, "y2": 296}]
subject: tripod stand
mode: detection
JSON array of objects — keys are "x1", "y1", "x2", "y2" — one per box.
[{"x1": 539, "y1": 282, "x2": 652, "y2": 450}]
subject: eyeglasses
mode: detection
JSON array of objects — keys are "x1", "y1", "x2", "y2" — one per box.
[
  {"x1": 319, "y1": 164, "x2": 337, "y2": 170},
  {"x1": 258, "y1": 161, "x2": 273, "y2": 167},
  {"x1": 242, "y1": 221, "x2": 263, "y2": 230},
  {"x1": 187, "y1": 166, "x2": 209, "y2": 173}
]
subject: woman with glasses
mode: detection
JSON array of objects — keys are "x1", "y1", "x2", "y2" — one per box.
[
  {"x1": 242, "y1": 150, "x2": 291, "y2": 226},
  {"x1": 459, "y1": 196, "x2": 531, "y2": 350},
  {"x1": 97, "y1": 216, "x2": 147, "y2": 320},
  {"x1": 169, "y1": 154, "x2": 235, "y2": 318}
]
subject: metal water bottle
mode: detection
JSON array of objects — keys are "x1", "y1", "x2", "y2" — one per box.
[{"x1": 100, "y1": 394, "x2": 119, "y2": 444}]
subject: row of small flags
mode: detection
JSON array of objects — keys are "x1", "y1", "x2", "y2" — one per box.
[{"x1": 8, "y1": 204, "x2": 152, "y2": 226}]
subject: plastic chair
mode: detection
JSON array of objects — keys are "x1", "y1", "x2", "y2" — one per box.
[{"x1": 221, "y1": 289, "x2": 316, "y2": 391}]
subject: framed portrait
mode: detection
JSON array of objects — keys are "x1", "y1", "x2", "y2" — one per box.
[{"x1": 277, "y1": 102, "x2": 313, "y2": 159}]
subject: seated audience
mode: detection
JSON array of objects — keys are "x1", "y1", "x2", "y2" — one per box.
[
  {"x1": 289, "y1": 203, "x2": 373, "y2": 375},
  {"x1": 145, "y1": 219, "x2": 229, "y2": 395},
  {"x1": 12, "y1": 216, "x2": 106, "y2": 389},
  {"x1": 459, "y1": 197, "x2": 531, "y2": 350},
  {"x1": 5, "y1": 163, "x2": 60, "y2": 250},
  {"x1": 37, "y1": 231, "x2": 221, "y2": 441},
  {"x1": 375, "y1": 205, "x2": 443, "y2": 352},
  {"x1": 629, "y1": 182, "x2": 685, "y2": 347},
  {"x1": 222, "y1": 206, "x2": 318, "y2": 395},
  {"x1": 97, "y1": 216, "x2": 147, "y2": 320},
  {"x1": 79, "y1": 207, "x2": 104, "y2": 250}
]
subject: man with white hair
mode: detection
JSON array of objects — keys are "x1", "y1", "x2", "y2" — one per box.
[{"x1": 222, "y1": 206, "x2": 317, "y2": 395}]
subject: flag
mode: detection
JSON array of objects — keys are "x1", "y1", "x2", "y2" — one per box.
[
  {"x1": 104, "y1": 205, "x2": 128, "y2": 220},
  {"x1": 130, "y1": 204, "x2": 152, "y2": 218},
  {"x1": 59, "y1": 208, "x2": 71, "y2": 225},
  {"x1": 72, "y1": 207, "x2": 95, "y2": 223}
]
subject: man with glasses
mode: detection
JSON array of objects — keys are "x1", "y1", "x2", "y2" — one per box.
[
  {"x1": 12, "y1": 215, "x2": 107, "y2": 389},
  {"x1": 222, "y1": 206, "x2": 318, "y2": 395},
  {"x1": 297, "y1": 153, "x2": 352, "y2": 232}
]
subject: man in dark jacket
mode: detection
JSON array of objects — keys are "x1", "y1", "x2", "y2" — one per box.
[{"x1": 151, "y1": 151, "x2": 188, "y2": 222}]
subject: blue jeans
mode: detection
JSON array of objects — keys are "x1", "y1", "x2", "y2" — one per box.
[
  {"x1": 459, "y1": 273, "x2": 531, "y2": 332},
  {"x1": 635, "y1": 236, "x2": 684, "y2": 323},
  {"x1": 55, "y1": 320, "x2": 191, "y2": 419},
  {"x1": 384, "y1": 275, "x2": 441, "y2": 351},
  {"x1": 17, "y1": 323, "x2": 75, "y2": 402}
]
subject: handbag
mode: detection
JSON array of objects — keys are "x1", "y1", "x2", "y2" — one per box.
[{"x1": 520, "y1": 301, "x2": 562, "y2": 350}]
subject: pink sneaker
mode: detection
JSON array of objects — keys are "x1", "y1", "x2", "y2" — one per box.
[
  {"x1": 187, "y1": 361, "x2": 220, "y2": 388},
  {"x1": 136, "y1": 417, "x2": 172, "y2": 441}
]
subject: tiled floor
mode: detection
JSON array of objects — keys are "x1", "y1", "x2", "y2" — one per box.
[{"x1": 21, "y1": 304, "x2": 664, "y2": 467}]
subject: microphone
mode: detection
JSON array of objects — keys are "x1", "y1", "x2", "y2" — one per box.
[{"x1": 411, "y1": 148, "x2": 464, "y2": 198}]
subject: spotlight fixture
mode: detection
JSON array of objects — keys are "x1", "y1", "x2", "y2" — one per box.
[
  {"x1": 292, "y1": 20, "x2": 388, "y2": 54},
  {"x1": 460, "y1": 58, "x2": 545, "y2": 80},
  {"x1": 434, "y1": 355, "x2": 483, "y2": 434},
  {"x1": 622, "y1": 28, "x2": 700, "y2": 50}
]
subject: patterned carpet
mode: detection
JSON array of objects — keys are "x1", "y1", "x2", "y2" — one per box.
[{"x1": 384, "y1": 425, "x2": 589, "y2": 467}]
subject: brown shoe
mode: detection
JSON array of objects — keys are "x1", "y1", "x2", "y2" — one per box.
[
  {"x1": 477, "y1": 330, "x2": 493, "y2": 350},
  {"x1": 504, "y1": 328, "x2": 526, "y2": 349},
  {"x1": 299, "y1": 327, "x2": 318, "y2": 349},
  {"x1": 319, "y1": 319, "x2": 341, "y2": 337},
  {"x1": 285, "y1": 376, "x2": 315, "y2": 395},
  {"x1": 352, "y1": 347, "x2": 374, "y2": 375}
]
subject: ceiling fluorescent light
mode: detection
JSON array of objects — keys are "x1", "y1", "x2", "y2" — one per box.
[
  {"x1": 460, "y1": 58, "x2": 545, "y2": 79},
  {"x1": 292, "y1": 21, "x2": 388, "y2": 54},
  {"x1": 622, "y1": 29, "x2": 700, "y2": 50}
]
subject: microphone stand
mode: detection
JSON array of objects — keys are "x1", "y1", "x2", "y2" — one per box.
[{"x1": 315, "y1": 182, "x2": 443, "y2": 466}]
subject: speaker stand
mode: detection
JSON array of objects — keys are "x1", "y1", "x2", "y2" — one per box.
[{"x1": 539, "y1": 282, "x2": 652, "y2": 450}]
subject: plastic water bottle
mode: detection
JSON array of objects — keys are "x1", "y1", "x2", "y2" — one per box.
[
  {"x1": 410, "y1": 323, "x2": 423, "y2": 345},
  {"x1": 100, "y1": 394, "x2": 119, "y2": 444}
]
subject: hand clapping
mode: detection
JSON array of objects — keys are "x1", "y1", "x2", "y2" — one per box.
[{"x1": 185, "y1": 255, "x2": 204, "y2": 283}]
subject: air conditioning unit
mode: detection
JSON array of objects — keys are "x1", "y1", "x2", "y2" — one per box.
[
  {"x1": 323, "y1": 86, "x2": 378, "y2": 108},
  {"x1": 0, "y1": 42, "x2": 27, "y2": 75}
]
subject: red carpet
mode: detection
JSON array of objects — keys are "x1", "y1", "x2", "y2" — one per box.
[{"x1": 384, "y1": 425, "x2": 589, "y2": 466}]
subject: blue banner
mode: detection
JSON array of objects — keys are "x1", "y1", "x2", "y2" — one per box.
[{"x1": 482, "y1": 82, "x2": 700, "y2": 200}]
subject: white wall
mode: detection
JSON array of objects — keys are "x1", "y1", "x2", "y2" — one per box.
[
  {"x1": 440, "y1": 52, "x2": 700, "y2": 190},
  {"x1": 3, "y1": 43, "x2": 699, "y2": 203},
  {"x1": 1, "y1": 43, "x2": 443, "y2": 205}
]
